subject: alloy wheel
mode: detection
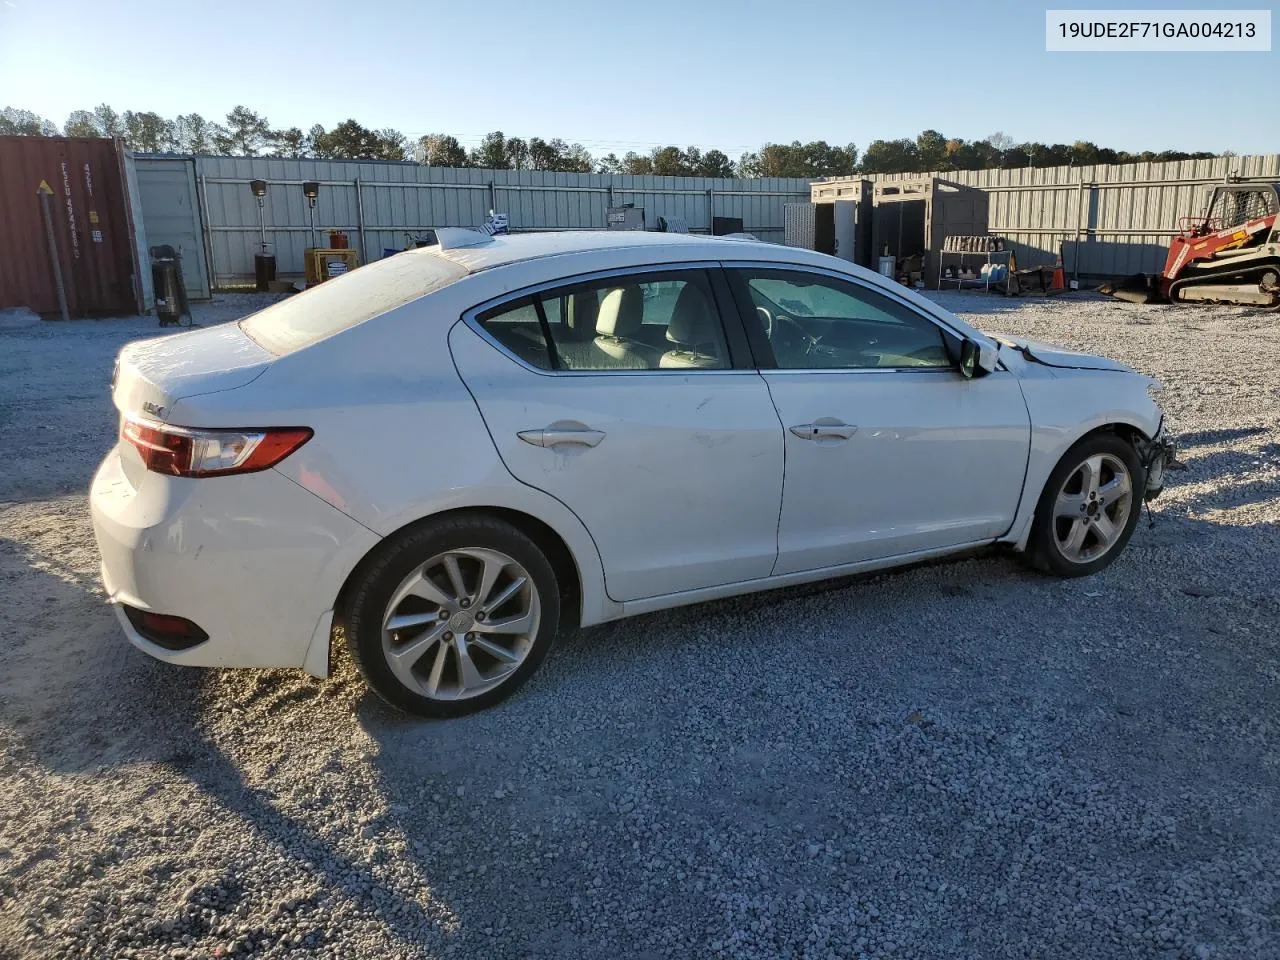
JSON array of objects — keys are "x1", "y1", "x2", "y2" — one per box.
[
  {"x1": 380, "y1": 548, "x2": 541, "y2": 701},
  {"x1": 1051, "y1": 453, "x2": 1134, "y2": 563}
]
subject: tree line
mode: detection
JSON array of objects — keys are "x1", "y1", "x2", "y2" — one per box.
[{"x1": 1, "y1": 104, "x2": 1222, "y2": 178}]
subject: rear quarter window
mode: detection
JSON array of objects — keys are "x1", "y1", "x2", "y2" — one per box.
[{"x1": 240, "y1": 251, "x2": 468, "y2": 354}]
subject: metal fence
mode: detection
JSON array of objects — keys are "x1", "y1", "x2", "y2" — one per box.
[
  {"x1": 147, "y1": 155, "x2": 810, "y2": 287},
  {"x1": 851, "y1": 154, "x2": 1280, "y2": 279},
  {"x1": 132, "y1": 151, "x2": 1280, "y2": 293}
]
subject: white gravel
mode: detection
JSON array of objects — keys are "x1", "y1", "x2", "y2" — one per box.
[{"x1": 1, "y1": 290, "x2": 1278, "y2": 960}]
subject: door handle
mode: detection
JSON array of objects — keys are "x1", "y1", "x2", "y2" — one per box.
[
  {"x1": 517, "y1": 427, "x2": 606, "y2": 448},
  {"x1": 789, "y1": 421, "x2": 857, "y2": 441}
]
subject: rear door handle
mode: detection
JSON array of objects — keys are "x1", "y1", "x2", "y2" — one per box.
[
  {"x1": 517, "y1": 426, "x2": 606, "y2": 448},
  {"x1": 789, "y1": 421, "x2": 857, "y2": 441}
]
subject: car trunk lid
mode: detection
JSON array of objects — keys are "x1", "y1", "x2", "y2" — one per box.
[{"x1": 112, "y1": 323, "x2": 274, "y2": 421}]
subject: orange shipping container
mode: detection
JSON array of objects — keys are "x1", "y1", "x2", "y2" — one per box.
[{"x1": 0, "y1": 136, "x2": 141, "y2": 317}]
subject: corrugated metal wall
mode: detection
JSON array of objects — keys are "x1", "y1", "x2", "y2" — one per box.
[
  {"x1": 166, "y1": 155, "x2": 810, "y2": 286},
  {"x1": 133, "y1": 157, "x2": 211, "y2": 299},
  {"x1": 828, "y1": 154, "x2": 1280, "y2": 279},
  {"x1": 0, "y1": 136, "x2": 140, "y2": 315}
]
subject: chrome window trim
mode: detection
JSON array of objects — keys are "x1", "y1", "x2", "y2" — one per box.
[
  {"x1": 460, "y1": 261, "x2": 747, "y2": 378},
  {"x1": 760, "y1": 366, "x2": 969, "y2": 378}
]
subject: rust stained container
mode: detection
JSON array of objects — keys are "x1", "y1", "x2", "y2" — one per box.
[{"x1": 0, "y1": 136, "x2": 141, "y2": 316}]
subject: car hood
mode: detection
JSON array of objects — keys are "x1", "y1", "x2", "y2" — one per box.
[{"x1": 994, "y1": 336, "x2": 1135, "y2": 373}]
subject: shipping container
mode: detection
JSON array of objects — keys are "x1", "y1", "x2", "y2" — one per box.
[{"x1": 0, "y1": 136, "x2": 141, "y2": 316}]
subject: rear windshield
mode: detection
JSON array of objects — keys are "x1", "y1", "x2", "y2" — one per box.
[{"x1": 240, "y1": 251, "x2": 468, "y2": 354}]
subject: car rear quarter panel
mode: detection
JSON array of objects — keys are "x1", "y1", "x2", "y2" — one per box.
[{"x1": 171, "y1": 273, "x2": 613, "y2": 626}]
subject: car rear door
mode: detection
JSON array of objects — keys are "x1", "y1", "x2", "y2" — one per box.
[
  {"x1": 725, "y1": 264, "x2": 1031, "y2": 576},
  {"x1": 448, "y1": 266, "x2": 784, "y2": 603}
]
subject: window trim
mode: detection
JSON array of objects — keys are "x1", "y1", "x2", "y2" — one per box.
[
  {"x1": 462, "y1": 262, "x2": 755, "y2": 376},
  {"x1": 720, "y1": 260, "x2": 967, "y2": 375}
]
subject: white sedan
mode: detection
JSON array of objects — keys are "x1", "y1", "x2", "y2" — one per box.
[{"x1": 92, "y1": 231, "x2": 1178, "y2": 716}]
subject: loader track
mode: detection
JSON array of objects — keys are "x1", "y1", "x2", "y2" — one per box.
[{"x1": 1169, "y1": 256, "x2": 1280, "y2": 310}]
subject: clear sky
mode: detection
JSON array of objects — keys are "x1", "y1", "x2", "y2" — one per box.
[{"x1": 1, "y1": 0, "x2": 1275, "y2": 157}]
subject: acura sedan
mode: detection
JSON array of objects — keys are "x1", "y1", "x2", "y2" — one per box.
[{"x1": 92, "y1": 230, "x2": 1178, "y2": 716}]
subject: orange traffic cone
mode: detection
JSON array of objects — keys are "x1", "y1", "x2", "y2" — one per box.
[{"x1": 1049, "y1": 247, "x2": 1066, "y2": 293}]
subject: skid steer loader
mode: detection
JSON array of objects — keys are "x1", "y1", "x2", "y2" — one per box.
[{"x1": 1101, "y1": 182, "x2": 1280, "y2": 309}]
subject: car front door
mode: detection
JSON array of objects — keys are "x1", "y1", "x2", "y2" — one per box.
[
  {"x1": 448, "y1": 266, "x2": 784, "y2": 602},
  {"x1": 725, "y1": 265, "x2": 1031, "y2": 576}
]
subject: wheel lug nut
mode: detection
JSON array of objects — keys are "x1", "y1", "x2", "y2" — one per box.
[
  {"x1": 439, "y1": 610, "x2": 450, "y2": 620},
  {"x1": 476, "y1": 612, "x2": 486, "y2": 622},
  {"x1": 465, "y1": 632, "x2": 475, "y2": 641},
  {"x1": 460, "y1": 598, "x2": 471, "y2": 609},
  {"x1": 443, "y1": 631, "x2": 453, "y2": 641}
]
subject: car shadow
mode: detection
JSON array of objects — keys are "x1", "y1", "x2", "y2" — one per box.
[
  {"x1": 5, "y1": 426, "x2": 1279, "y2": 957},
  {"x1": 0, "y1": 533, "x2": 457, "y2": 955}
]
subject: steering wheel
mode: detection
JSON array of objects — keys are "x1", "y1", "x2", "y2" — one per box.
[
  {"x1": 756, "y1": 305, "x2": 773, "y2": 340},
  {"x1": 772, "y1": 312, "x2": 822, "y2": 358}
]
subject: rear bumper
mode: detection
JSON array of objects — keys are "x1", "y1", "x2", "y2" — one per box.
[{"x1": 90, "y1": 446, "x2": 379, "y2": 672}]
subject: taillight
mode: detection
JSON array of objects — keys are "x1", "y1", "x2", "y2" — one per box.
[{"x1": 121, "y1": 417, "x2": 312, "y2": 478}]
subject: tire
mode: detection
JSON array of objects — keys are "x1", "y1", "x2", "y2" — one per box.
[
  {"x1": 1027, "y1": 433, "x2": 1145, "y2": 578},
  {"x1": 343, "y1": 513, "x2": 560, "y2": 717}
]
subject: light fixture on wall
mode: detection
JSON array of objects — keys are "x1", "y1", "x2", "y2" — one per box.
[
  {"x1": 247, "y1": 179, "x2": 275, "y2": 290},
  {"x1": 248, "y1": 180, "x2": 268, "y2": 254},
  {"x1": 302, "y1": 181, "x2": 320, "y2": 247}
]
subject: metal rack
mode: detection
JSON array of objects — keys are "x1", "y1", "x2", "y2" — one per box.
[{"x1": 937, "y1": 236, "x2": 1013, "y2": 292}]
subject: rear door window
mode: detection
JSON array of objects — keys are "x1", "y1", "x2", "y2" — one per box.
[{"x1": 475, "y1": 270, "x2": 730, "y2": 372}]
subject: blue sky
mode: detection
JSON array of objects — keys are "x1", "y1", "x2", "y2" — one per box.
[{"x1": 1, "y1": 0, "x2": 1275, "y2": 157}]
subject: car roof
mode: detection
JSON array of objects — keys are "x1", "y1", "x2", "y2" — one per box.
[
  {"x1": 430, "y1": 230, "x2": 778, "y2": 274},
  {"x1": 406, "y1": 229, "x2": 982, "y2": 342}
]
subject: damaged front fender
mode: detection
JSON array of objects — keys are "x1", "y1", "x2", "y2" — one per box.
[{"x1": 1135, "y1": 424, "x2": 1186, "y2": 500}]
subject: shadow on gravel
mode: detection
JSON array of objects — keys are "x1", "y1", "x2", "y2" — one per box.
[
  {"x1": 1177, "y1": 425, "x2": 1271, "y2": 448},
  {"x1": 1184, "y1": 473, "x2": 1280, "y2": 511},
  {"x1": 5, "y1": 441, "x2": 1280, "y2": 957},
  {"x1": 0, "y1": 544, "x2": 448, "y2": 952}
]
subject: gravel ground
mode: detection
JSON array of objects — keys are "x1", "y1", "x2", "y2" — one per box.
[{"x1": 1, "y1": 290, "x2": 1278, "y2": 960}]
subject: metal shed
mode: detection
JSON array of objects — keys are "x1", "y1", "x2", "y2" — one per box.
[
  {"x1": 0, "y1": 136, "x2": 142, "y2": 316},
  {"x1": 856, "y1": 154, "x2": 1280, "y2": 283},
  {"x1": 866, "y1": 178, "x2": 989, "y2": 289}
]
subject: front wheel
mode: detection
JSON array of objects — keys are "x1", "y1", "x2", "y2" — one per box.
[
  {"x1": 1027, "y1": 433, "x2": 1145, "y2": 577},
  {"x1": 343, "y1": 514, "x2": 560, "y2": 717}
]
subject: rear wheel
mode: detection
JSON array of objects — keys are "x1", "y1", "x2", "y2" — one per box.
[
  {"x1": 1027, "y1": 434, "x2": 1144, "y2": 577},
  {"x1": 344, "y1": 514, "x2": 560, "y2": 717}
]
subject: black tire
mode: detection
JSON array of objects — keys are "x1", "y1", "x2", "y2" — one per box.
[
  {"x1": 1026, "y1": 433, "x2": 1145, "y2": 577},
  {"x1": 343, "y1": 513, "x2": 560, "y2": 717}
]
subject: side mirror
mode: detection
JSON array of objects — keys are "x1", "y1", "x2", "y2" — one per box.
[{"x1": 959, "y1": 338, "x2": 998, "y2": 379}]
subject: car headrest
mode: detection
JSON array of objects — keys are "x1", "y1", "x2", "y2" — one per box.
[
  {"x1": 564, "y1": 291, "x2": 599, "y2": 341},
  {"x1": 595, "y1": 286, "x2": 644, "y2": 338},
  {"x1": 665, "y1": 283, "x2": 716, "y2": 345}
]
